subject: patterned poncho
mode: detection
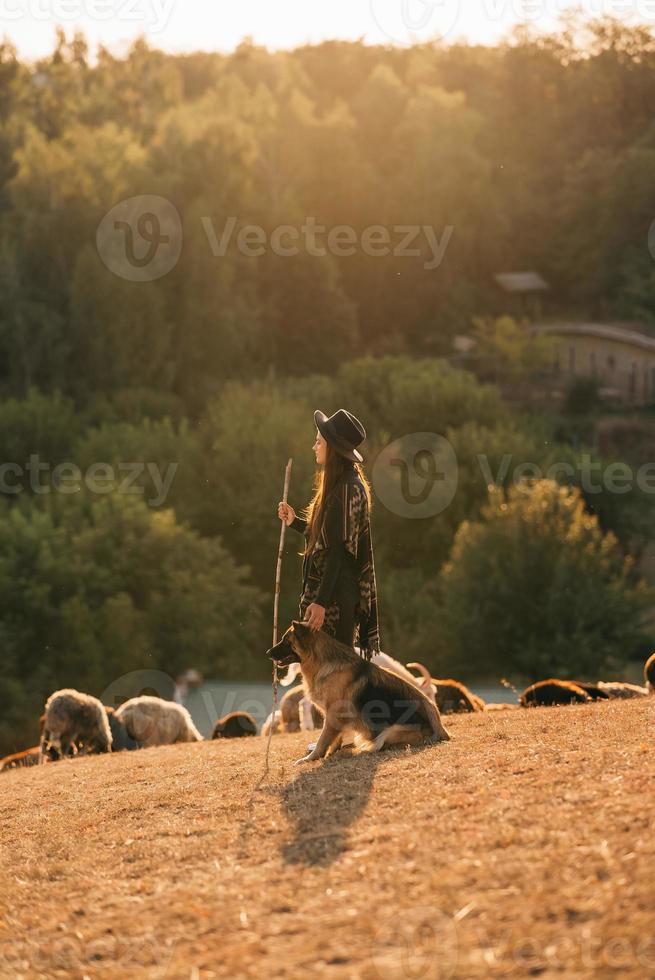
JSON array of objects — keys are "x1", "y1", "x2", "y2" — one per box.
[{"x1": 299, "y1": 468, "x2": 381, "y2": 658}]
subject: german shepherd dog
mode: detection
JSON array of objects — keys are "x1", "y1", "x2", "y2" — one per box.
[{"x1": 266, "y1": 622, "x2": 450, "y2": 764}]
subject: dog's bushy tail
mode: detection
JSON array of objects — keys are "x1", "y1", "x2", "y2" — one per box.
[{"x1": 358, "y1": 725, "x2": 435, "y2": 753}]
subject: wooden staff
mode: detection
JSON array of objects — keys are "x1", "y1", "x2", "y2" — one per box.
[
  {"x1": 253, "y1": 457, "x2": 293, "y2": 784},
  {"x1": 273, "y1": 457, "x2": 293, "y2": 646}
]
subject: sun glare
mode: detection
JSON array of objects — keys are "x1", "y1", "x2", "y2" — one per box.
[{"x1": 2, "y1": 0, "x2": 650, "y2": 61}]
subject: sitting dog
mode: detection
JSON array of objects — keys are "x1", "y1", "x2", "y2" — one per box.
[
  {"x1": 279, "y1": 654, "x2": 435, "y2": 724},
  {"x1": 266, "y1": 622, "x2": 450, "y2": 764}
]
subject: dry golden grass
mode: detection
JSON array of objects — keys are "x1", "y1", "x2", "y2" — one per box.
[{"x1": 1, "y1": 699, "x2": 654, "y2": 979}]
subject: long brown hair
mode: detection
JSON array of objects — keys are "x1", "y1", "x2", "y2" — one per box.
[{"x1": 303, "y1": 441, "x2": 372, "y2": 555}]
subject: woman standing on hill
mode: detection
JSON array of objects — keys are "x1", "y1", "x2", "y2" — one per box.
[{"x1": 277, "y1": 409, "x2": 381, "y2": 659}]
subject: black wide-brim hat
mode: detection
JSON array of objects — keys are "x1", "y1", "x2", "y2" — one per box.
[{"x1": 314, "y1": 408, "x2": 366, "y2": 463}]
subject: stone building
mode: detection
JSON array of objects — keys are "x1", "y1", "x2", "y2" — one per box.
[{"x1": 534, "y1": 322, "x2": 655, "y2": 406}]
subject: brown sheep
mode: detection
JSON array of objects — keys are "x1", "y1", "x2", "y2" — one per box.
[
  {"x1": 38, "y1": 713, "x2": 74, "y2": 749},
  {"x1": 212, "y1": 711, "x2": 258, "y2": 739},
  {"x1": 41, "y1": 705, "x2": 136, "y2": 755},
  {"x1": 431, "y1": 679, "x2": 485, "y2": 714},
  {"x1": 0, "y1": 746, "x2": 50, "y2": 771},
  {"x1": 520, "y1": 680, "x2": 590, "y2": 707},
  {"x1": 3, "y1": 706, "x2": 136, "y2": 771},
  {"x1": 41, "y1": 689, "x2": 112, "y2": 760},
  {"x1": 645, "y1": 652, "x2": 655, "y2": 694}
]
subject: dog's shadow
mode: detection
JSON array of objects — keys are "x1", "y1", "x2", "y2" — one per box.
[
  {"x1": 281, "y1": 742, "x2": 435, "y2": 868},
  {"x1": 281, "y1": 750, "x2": 379, "y2": 867}
]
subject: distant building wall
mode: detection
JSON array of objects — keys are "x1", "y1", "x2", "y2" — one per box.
[{"x1": 534, "y1": 323, "x2": 655, "y2": 406}]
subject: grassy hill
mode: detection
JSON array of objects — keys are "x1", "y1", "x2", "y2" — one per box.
[{"x1": 2, "y1": 700, "x2": 653, "y2": 978}]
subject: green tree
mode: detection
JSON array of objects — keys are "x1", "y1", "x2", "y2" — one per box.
[
  {"x1": 71, "y1": 416, "x2": 204, "y2": 520},
  {"x1": 334, "y1": 356, "x2": 507, "y2": 441},
  {"x1": 0, "y1": 387, "x2": 80, "y2": 469},
  {"x1": 437, "y1": 480, "x2": 651, "y2": 680},
  {"x1": 197, "y1": 383, "x2": 317, "y2": 613},
  {"x1": 0, "y1": 493, "x2": 265, "y2": 755},
  {"x1": 471, "y1": 316, "x2": 557, "y2": 383}
]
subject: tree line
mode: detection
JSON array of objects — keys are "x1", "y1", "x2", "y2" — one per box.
[
  {"x1": 1, "y1": 18, "x2": 655, "y2": 407},
  {"x1": 1, "y1": 359, "x2": 652, "y2": 755}
]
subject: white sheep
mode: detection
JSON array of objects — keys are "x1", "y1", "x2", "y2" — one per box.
[
  {"x1": 261, "y1": 708, "x2": 281, "y2": 737},
  {"x1": 114, "y1": 695, "x2": 203, "y2": 747},
  {"x1": 597, "y1": 681, "x2": 648, "y2": 699},
  {"x1": 41, "y1": 689, "x2": 112, "y2": 760}
]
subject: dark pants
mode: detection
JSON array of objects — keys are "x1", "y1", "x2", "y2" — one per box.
[
  {"x1": 331, "y1": 565, "x2": 359, "y2": 647},
  {"x1": 299, "y1": 554, "x2": 359, "y2": 648}
]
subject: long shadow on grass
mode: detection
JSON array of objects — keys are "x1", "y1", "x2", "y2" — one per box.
[{"x1": 281, "y1": 742, "x2": 436, "y2": 868}]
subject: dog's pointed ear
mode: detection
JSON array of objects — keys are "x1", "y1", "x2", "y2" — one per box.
[{"x1": 291, "y1": 620, "x2": 310, "y2": 634}]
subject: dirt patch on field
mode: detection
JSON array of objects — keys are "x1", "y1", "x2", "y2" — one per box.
[{"x1": 1, "y1": 699, "x2": 654, "y2": 978}]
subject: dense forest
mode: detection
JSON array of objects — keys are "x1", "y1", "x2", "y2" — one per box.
[{"x1": 1, "y1": 18, "x2": 654, "y2": 753}]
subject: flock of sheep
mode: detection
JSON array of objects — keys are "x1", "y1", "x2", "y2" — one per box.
[
  {"x1": 2, "y1": 651, "x2": 654, "y2": 772},
  {"x1": 0, "y1": 692, "x2": 209, "y2": 771},
  {"x1": 261, "y1": 649, "x2": 655, "y2": 735}
]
